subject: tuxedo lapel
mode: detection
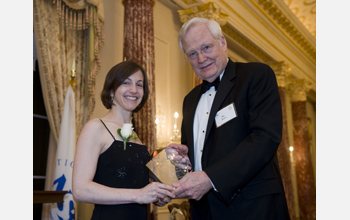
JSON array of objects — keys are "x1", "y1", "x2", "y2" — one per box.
[{"x1": 205, "y1": 60, "x2": 236, "y2": 142}]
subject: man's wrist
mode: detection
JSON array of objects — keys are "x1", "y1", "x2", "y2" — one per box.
[{"x1": 203, "y1": 171, "x2": 218, "y2": 192}]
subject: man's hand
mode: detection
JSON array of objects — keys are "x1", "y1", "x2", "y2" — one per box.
[
  {"x1": 165, "y1": 143, "x2": 192, "y2": 171},
  {"x1": 172, "y1": 171, "x2": 212, "y2": 201},
  {"x1": 167, "y1": 143, "x2": 188, "y2": 154}
]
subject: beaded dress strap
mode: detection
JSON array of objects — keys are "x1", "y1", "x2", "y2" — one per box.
[{"x1": 99, "y1": 119, "x2": 116, "y2": 140}]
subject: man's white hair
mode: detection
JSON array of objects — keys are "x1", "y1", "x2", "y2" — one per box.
[{"x1": 178, "y1": 17, "x2": 225, "y2": 52}]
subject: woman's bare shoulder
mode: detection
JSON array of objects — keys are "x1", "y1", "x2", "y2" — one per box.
[{"x1": 79, "y1": 118, "x2": 105, "y2": 137}]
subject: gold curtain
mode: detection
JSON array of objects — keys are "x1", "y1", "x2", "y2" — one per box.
[
  {"x1": 33, "y1": 0, "x2": 104, "y2": 218},
  {"x1": 34, "y1": 0, "x2": 104, "y2": 142}
]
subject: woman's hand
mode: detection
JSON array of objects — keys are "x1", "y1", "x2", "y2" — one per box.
[{"x1": 136, "y1": 182, "x2": 175, "y2": 204}]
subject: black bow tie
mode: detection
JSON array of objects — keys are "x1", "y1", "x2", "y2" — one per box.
[{"x1": 201, "y1": 77, "x2": 220, "y2": 93}]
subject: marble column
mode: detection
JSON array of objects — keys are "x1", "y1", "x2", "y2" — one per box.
[
  {"x1": 270, "y1": 61, "x2": 296, "y2": 220},
  {"x1": 122, "y1": 0, "x2": 157, "y2": 154},
  {"x1": 122, "y1": 1, "x2": 157, "y2": 219},
  {"x1": 287, "y1": 79, "x2": 315, "y2": 220}
]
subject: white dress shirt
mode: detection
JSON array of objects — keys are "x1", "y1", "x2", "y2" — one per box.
[
  {"x1": 193, "y1": 72, "x2": 224, "y2": 163},
  {"x1": 193, "y1": 85, "x2": 216, "y2": 172},
  {"x1": 193, "y1": 72, "x2": 224, "y2": 191}
]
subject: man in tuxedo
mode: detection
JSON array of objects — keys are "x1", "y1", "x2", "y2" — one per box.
[{"x1": 172, "y1": 17, "x2": 290, "y2": 220}]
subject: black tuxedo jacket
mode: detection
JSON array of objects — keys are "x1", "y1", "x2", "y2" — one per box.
[{"x1": 181, "y1": 59, "x2": 290, "y2": 220}]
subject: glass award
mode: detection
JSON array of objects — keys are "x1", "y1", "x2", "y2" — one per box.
[{"x1": 146, "y1": 147, "x2": 192, "y2": 185}]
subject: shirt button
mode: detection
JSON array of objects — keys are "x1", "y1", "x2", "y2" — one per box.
[
  {"x1": 201, "y1": 150, "x2": 203, "y2": 152},
  {"x1": 202, "y1": 130, "x2": 205, "y2": 133},
  {"x1": 206, "y1": 112, "x2": 209, "y2": 114}
]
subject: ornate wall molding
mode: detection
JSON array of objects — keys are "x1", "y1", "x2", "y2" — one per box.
[
  {"x1": 283, "y1": 0, "x2": 316, "y2": 38},
  {"x1": 222, "y1": 25, "x2": 273, "y2": 62},
  {"x1": 178, "y1": 2, "x2": 228, "y2": 25},
  {"x1": 253, "y1": 0, "x2": 316, "y2": 62}
]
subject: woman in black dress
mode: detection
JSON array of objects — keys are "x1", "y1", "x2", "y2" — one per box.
[{"x1": 72, "y1": 61, "x2": 175, "y2": 219}]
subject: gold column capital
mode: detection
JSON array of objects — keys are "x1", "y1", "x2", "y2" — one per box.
[
  {"x1": 177, "y1": 2, "x2": 228, "y2": 26},
  {"x1": 269, "y1": 61, "x2": 292, "y2": 88},
  {"x1": 287, "y1": 78, "x2": 312, "y2": 102}
]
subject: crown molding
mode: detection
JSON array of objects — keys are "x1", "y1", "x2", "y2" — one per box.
[{"x1": 251, "y1": 0, "x2": 315, "y2": 62}]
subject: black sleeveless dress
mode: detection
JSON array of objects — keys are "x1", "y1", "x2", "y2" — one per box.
[{"x1": 91, "y1": 119, "x2": 151, "y2": 220}]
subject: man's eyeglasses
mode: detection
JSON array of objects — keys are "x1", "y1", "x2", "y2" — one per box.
[{"x1": 186, "y1": 44, "x2": 214, "y2": 61}]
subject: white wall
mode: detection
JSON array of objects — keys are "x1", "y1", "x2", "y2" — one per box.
[{"x1": 154, "y1": 0, "x2": 193, "y2": 147}]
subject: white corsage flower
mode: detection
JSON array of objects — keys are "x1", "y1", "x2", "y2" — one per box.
[{"x1": 117, "y1": 123, "x2": 138, "y2": 150}]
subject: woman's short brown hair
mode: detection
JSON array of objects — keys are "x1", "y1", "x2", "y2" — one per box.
[{"x1": 100, "y1": 61, "x2": 149, "y2": 112}]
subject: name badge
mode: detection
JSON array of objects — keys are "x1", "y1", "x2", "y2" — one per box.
[{"x1": 215, "y1": 103, "x2": 237, "y2": 127}]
